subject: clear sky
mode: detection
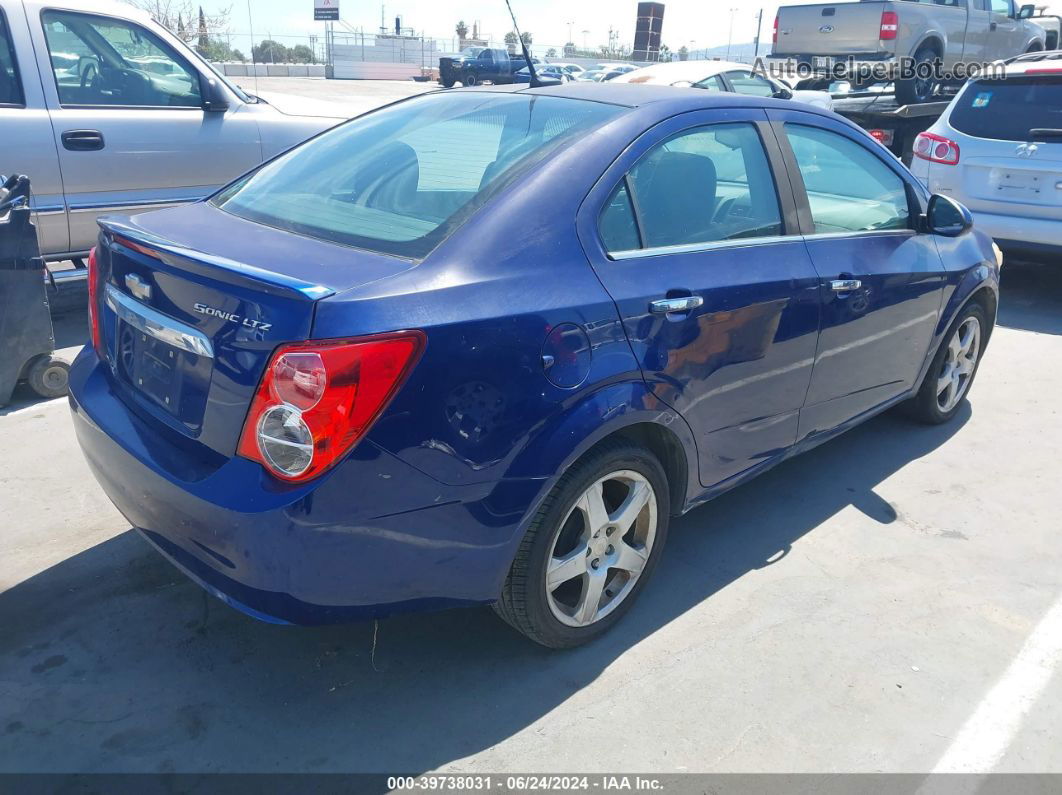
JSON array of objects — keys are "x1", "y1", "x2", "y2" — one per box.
[{"x1": 214, "y1": 0, "x2": 792, "y2": 53}]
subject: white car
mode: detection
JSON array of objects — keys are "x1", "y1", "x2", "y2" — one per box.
[
  {"x1": 909, "y1": 53, "x2": 1062, "y2": 262},
  {"x1": 611, "y1": 60, "x2": 833, "y2": 110}
]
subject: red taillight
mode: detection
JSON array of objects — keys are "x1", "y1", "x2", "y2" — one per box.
[
  {"x1": 237, "y1": 331, "x2": 426, "y2": 482},
  {"x1": 913, "y1": 132, "x2": 960, "y2": 165},
  {"x1": 1025, "y1": 67, "x2": 1062, "y2": 75},
  {"x1": 880, "y1": 10, "x2": 898, "y2": 41},
  {"x1": 869, "y1": 128, "x2": 895, "y2": 146},
  {"x1": 87, "y1": 246, "x2": 103, "y2": 356},
  {"x1": 772, "y1": 15, "x2": 778, "y2": 44}
]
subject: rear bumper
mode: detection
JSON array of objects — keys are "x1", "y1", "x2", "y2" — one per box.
[
  {"x1": 69, "y1": 349, "x2": 539, "y2": 625},
  {"x1": 969, "y1": 212, "x2": 1062, "y2": 259}
]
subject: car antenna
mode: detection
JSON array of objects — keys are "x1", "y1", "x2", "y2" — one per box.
[{"x1": 503, "y1": 0, "x2": 544, "y2": 88}]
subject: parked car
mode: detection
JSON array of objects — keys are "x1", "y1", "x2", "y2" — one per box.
[
  {"x1": 0, "y1": 0, "x2": 341, "y2": 263},
  {"x1": 546, "y1": 62, "x2": 585, "y2": 78},
  {"x1": 909, "y1": 52, "x2": 1062, "y2": 261},
  {"x1": 70, "y1": 83, "x2": 998, "y2": 649},
  {"x1": 514, "y1": 64, "x2": 572, "y2": 84},
  {"x1": 613, "y1": 60, "x2": 834, "y2": 110},
  {"x1": 438, "y1": 47, "x2": 537, "y2": 87},
  {"x1": 577, "y1": 63, "x2": 638, "y2": 82},
  {"x1": 772, "y1": 0, "x2": 1048, "y2": 105}
]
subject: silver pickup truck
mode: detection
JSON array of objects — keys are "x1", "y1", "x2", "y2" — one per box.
[
  {"x1": 772, "y1": 0, "x2": 1047, "y2": 104},
  {"x1": 0, "y1": 0, "x2": 342, "y2": 262}
]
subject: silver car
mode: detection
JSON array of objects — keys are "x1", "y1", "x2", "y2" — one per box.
[
  {"x1": 0, "y1": 0, "x2": 341, "y2": 262},
  {"x1": 909, "y1": 52, "x2": 1062, "y2": 261}
]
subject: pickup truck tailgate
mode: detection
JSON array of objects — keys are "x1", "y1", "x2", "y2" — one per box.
[{"x1": 775, "y1": 2, "x2": 891, "y2": 57}]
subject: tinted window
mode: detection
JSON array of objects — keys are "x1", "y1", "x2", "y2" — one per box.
[
  {"x1": 0, "y1": 10, "x2": 23, "y2": 106},
  {"x1": 785, "y1": 124, "x2": 910, "y2": 234},
  {"x1": 603, "y1": 123, "x2": 782, "y2": 253},
  {"x1": 950, "y1": 77, "x2": 1062, "y2": 141},
  {"x1": 725, "y1": 70, "x2": 775, "y2": 97},
  {"x1": 215, "y1": 93, "x2": 622, "y2": 259},
  {"x1": 599, "y1": 181, "x2": 640, "y2": 252},
  {"x1": 42, "y1": 11, "x2": 201, "y2": 107}
]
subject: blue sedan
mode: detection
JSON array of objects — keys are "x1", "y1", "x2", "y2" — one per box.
[{"x1": 70, "y1": 84, "x2": 998, "y2": 648}]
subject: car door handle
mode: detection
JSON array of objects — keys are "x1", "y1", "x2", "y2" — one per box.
[
  {"x1": 649, "y1": 296, "x2": 704, "y2": 314},
  {"x1": 61, "y1": 130, "x2": 105, "y2": 151},
  {"x1": 990, "y1": 21, "x2": 997, "y2": 31},
  {"x1": 830, "y1": 279, "x2": 862, "y2": 292}
]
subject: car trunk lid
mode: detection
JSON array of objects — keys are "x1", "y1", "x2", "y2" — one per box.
[
  {"x1": 774, "y1": 2, "x2": 890, "y2": 57},
  {"x1": 93, "y1": 202, "x2": 417, "y2": 464}
]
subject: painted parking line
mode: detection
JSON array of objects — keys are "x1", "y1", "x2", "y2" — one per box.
[{"x1": 932, "y1": 594, "x2": 1062, "y2": 774}]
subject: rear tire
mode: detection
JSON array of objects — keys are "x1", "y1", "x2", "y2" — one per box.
[
  {"x1": 494, "y1": 440, "x2": 671, "y2": 649},
  {"x1": 896, "y1": 46, "x2": 941, "y2": 105},
  {"x1": 903, "y1": 302, "x2": 987, "y2": 424}
]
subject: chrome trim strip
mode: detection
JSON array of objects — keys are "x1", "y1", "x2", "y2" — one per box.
[
  {"x1": 69, "y1": 197, "x2": 206, "y2": 212},
  {"x1": 801, "y1": 229, "x2": 917, "y2": 242},
  {"x1": 105, "y1": 284, "x2": 214, "y2": 359},
  {"x1": 609, "y1": 234, "x2": 795, "y2": 260},
  {"x1": 30, "y1": 205, "x2": 66, "y2": 215}
]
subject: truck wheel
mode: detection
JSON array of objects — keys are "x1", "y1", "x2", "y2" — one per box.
[
  {"x1": 25, "y1": 355, "x2": 70, "y2": 400},
  {"x1": 463, "y1": 71, "x2": 479, "y2": 87},
  {"x1": 440, "y1": 77, "x2": 455, "y2": 88},
  {"x1": 896, "y1": 47, "x2": 940, "y2": 105}
]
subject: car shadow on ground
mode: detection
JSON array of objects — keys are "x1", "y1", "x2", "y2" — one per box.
[
  {"x1": 0, "y1": 406, "x2": 969, "y2": 773},
  {"x1": 997, "y1": 260, "x2": 1062, "y2": 336}
]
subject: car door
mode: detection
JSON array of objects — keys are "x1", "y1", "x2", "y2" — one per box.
[
  {"x1": 987, "y1": 0, "x2": 1025, "y2": 57},
  {"x1": 767, "y1": 110, "x2": 947, "y2": 441},
  {"x1": 964, "y1": 0, "x2": 991, "y2": 61},
  {"x1": 31, "y1": 8, "x2": 262, "y2": 253},
  {"x1": 0, "y1": 4, "x2": 67, "y2": 256},
  {"x1": 577, "y1": 109, "x2": 821, "y2": 489}
]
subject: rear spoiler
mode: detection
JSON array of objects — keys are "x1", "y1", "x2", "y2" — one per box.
[{"x1": 97, "y1": 217, "x2": 336, "y2": 302}]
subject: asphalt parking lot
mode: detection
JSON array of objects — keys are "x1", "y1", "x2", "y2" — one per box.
[{"x1": 2, "y1": 78, "x2": 1061, "y2": 776}]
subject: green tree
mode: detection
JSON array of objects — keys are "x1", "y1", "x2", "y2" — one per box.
[
  {"x1": 455, "y1": 20, "x2": 468, "y2": 39},
  {"x1": 252, "y1": 39, "x2": 289, "y2": 64},
  {"x1": 290, "y1": 44, "x2": 314, "y2": 63},
  {"x1": 678, "y1": 45, "x2": 689, "y2": 61},
  {"x1": 546, "y1": 47, "x2": 557, "y2": 58}
]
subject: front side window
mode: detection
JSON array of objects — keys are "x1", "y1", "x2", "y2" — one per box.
[
  {"x1": 0, "y1": 9, "x2": 23, "y2": 106},
  {"x1": 784, "y1": 124, "x2": 911, "y2": 234},
  {"x1": 991, "y1": 0, "x2": 1012, "y2": 15},
  {"x1": 599, "y1": 122, "x2": 783, "y2": 253},
  {"x1": 691, "y1": 75, "x2": 726, "y2": 92},
  {"x1": 42, "y1": 11, "x2": 201, "y2": 107},
  {"x1": 214, "y1": 93, "x2": 623, "y2": 259}
]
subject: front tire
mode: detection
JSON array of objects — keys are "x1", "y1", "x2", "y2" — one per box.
[
  {"x1": 494, "y1": 440, "x2": 671, "y2": 649},
  {"x1": 904, "y1": 302, "x2": 987, "y2": 424},
  {"x1": 462, "y1": 71, "x2": 479, "y2": 87}
]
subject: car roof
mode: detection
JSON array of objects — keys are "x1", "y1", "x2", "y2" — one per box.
[
  {"x1": 613, "y1": 60, "x2": 757, "y2": 84},
  {"x1": 1001, "y1": 50, "x2": 1062, "y2": 75}
]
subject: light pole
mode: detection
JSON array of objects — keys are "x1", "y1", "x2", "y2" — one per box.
[
  {"x1": 726, "y1": 8, "x2": 738, "y2": 61},
  {"x1": 582, "y1": 29, "x2": 589, "y2": 51},
  {"x1": 567, "y1": 20, "x2": 574, "y2": 46}
]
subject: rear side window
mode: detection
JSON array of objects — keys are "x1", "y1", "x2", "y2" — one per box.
[
  {"x1": 784, "y1": 124, "x2": 910, "y2": 234},
  {"x1": 41, "y1": 10, "x2": 201, "y2": 107},
  {"x1": 215, "y1": 93, "x2": 622, "y2": 259},
  {"x1": 950, "y1": 77, "x2": 1062, "y2": 141},
  {"x1": 599, "y1": 122, "x2": 783, "y2": 253},
  {"x1": 0, "y1": 10, "x2": 23, "y2": 106}
]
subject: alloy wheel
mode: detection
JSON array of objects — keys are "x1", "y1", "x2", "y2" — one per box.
[
  {"x1": 936, "y1": 316, "x2": 981, "y2": 413},
  {"x1": 545, "y1": 470, "x2": 658, "y2": 628}
]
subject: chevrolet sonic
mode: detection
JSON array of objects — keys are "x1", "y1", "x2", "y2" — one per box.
[{"x1": 69, "y1": 83, "x2": 999, "y2": 648}]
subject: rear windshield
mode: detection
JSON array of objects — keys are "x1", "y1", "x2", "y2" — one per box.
[
  {"x1": 949, "y1": 76, "x2": 1062, "y2": 141},
  {"x1": 212, "y1": 92, "x2": 623, "y2": 259}
]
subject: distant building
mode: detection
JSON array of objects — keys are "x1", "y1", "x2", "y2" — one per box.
[{"x1": 633, "y1": 2, "x2": 665, "y2": 62}]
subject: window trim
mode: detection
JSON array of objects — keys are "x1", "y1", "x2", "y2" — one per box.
[
  {"x1": 0, "y1": 7, "x2": 26, "y2": 108},
  {"x1": 596, "y1": 118, "x2": 798, "y2": 260},
  {"x1": 39, "y1": 8, "x2": 206, "y2": 111},
  {"x1": 772, "y1": 119, "x2": 922, "y2": 238}
]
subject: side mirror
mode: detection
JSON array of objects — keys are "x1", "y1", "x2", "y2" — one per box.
[
  {"x1": 926, "y1": 194, "x2": 973, "y2": 237},
  {"x1": 201, "y1": 77, "x2": 230, "y2": 112},
  {"x1": 773, "y1": 87, "x2": 794, "y2": 100},
  {"x1": 1018, "y1": 4, "x2": 1036, "y2": 19}
]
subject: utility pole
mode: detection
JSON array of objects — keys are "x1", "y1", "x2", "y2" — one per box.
[{"x1": 753, "y1": 8, "x2": 764, "y2": 58}]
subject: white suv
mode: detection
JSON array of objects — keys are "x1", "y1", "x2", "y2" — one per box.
[{"x1": 910, "y1": 53, "x2": 1062, "y2": 262}]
